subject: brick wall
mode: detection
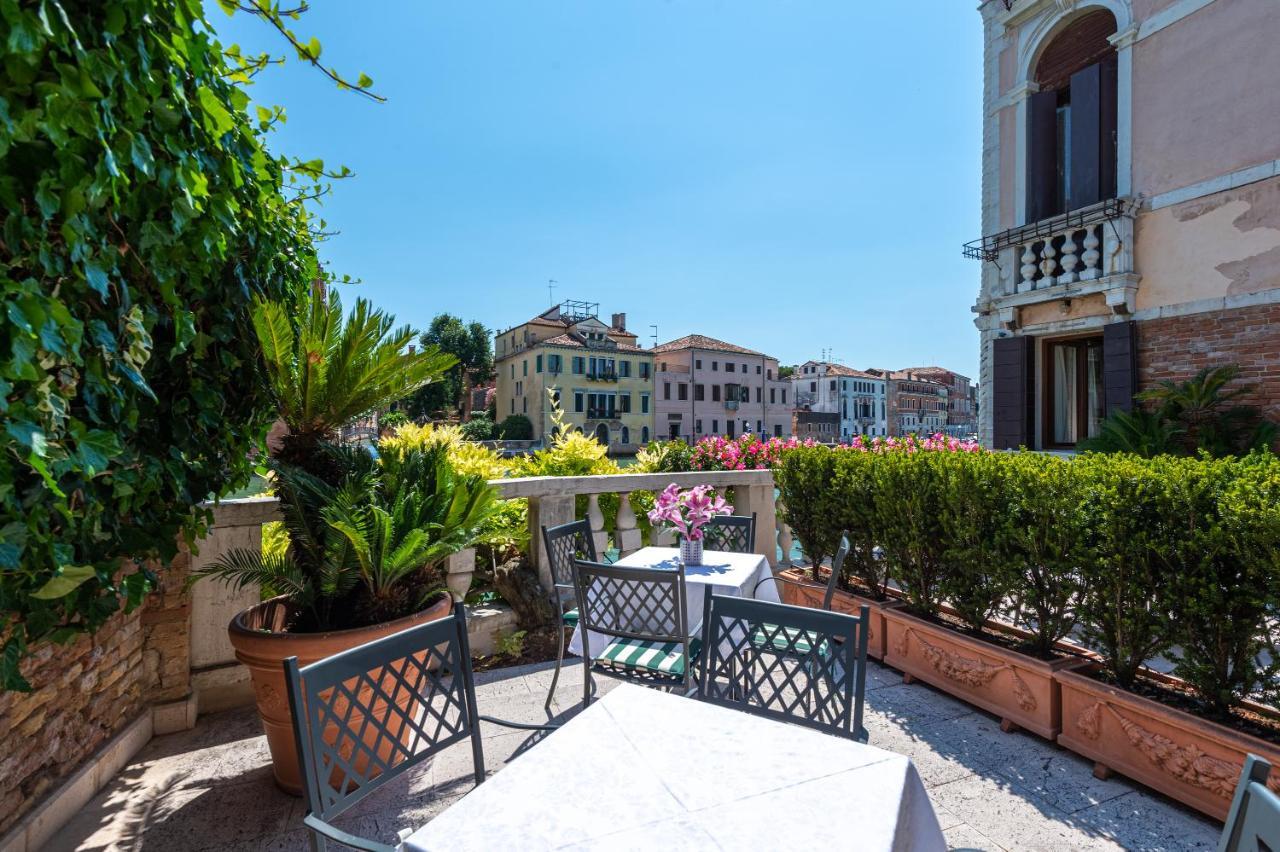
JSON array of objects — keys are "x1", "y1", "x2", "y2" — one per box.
[
  {"x1": 0, "y1": 546, "x2": 193, "y2": 836},
  {"x1": 1136, "y1": 302, "x2": 1280, "y2": 421}
]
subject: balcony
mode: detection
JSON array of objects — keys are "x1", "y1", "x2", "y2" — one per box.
[
  {"x1": 585, "y1": 370, "x2": 618, "y2": 382},
  {"x1": 584, "y1": 408, "x2": 617, "y2": 420},
  {"x1": 725, "y1": 399, "x2": 740, "y2": 410},
  {"x1": 967, "y1": 197, "x2": 1140, "y2": 328}
]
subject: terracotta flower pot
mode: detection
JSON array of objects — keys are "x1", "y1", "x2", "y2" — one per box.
[
  {"x1": 774, "y1": 567, "x2": 900, "y2": 660},
  {"x1": 229, "y1": 593, "x2": 453, "y2": 795},
  {"x1": 1056, "y1": 664, "x2": 1280, "y2": 821},
  {"x1": 882, "y1": 607, "x2": 1089, "y2": 740}
]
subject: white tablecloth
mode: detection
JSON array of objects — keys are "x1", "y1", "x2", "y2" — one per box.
[
  {"x1": 567, "y1": 546, "x2": 780, "y2": 658},
  {"x1": 402, "y1": 683, "x2": 946, "y2": 851}
]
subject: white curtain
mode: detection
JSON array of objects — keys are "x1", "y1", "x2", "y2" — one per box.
[{"x1": 1053, "y1": 346, "x2": 1076, "y2": 444}]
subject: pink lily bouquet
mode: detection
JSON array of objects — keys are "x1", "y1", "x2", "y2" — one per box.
[{"x1": 647, "y1": 483, "x2": 733, "y2": 566}]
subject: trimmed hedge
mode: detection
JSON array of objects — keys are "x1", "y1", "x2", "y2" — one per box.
[{"x1": 776, "y1": 447, "x2": 1280, "y2": 719}]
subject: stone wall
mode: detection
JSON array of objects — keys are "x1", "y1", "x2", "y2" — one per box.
[
  {"x1": 1136, "y1": 301, "x2": 1280, "y2": 422},
  {"x1": 0, "y1": 609, "x2": 145, "y2": 835}
]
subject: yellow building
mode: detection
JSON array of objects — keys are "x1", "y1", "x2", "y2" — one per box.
[{"x1": 493, "y1": 301, "x2": 655, "y2": 451}]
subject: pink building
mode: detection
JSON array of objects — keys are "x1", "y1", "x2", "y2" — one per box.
[{"x1": 652, "y1": 335, "x2": 792, "y2": 442}]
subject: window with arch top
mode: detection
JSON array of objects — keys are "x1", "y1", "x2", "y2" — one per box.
[{"x1": 1026, "y1": 9, "x2": 1118, "y2": 223}]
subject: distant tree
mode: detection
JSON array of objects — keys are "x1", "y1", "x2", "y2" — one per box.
[
  {"x1": 778, "y1": 365, "x2": 795, "y2": 379},
  {"x1": 404, "y1": 314, "x2": 492, "y2": 418},
  {"x1": 499, "y1": 415, "x2": 534, "y2": 440},
  {"x1": 460, "y1": 415, "x2": 497, "y2": 441}
]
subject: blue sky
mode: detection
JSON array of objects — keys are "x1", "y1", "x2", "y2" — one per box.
[{"x1": 209, "y1": 2, "x2": 983, "y2": 377}]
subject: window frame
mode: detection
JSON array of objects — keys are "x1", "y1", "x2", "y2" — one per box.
[{"x1": 1041, "y1": 334, "x2": 1105, "y2": 450}]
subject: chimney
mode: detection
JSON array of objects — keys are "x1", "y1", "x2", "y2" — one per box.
[{"x1": 611, "y1": 312, "x2": 626, "y2": 331}]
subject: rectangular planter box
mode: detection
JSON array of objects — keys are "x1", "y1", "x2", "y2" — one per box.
[
  {"x1": 882, "y1": 607, "x2": 1088, "y2": 740},
  {"x1": 1056, "y1": 665, "x2": 1280, "y2": 822},
  {"x1": 774, "y1": 567, "x2": 898, "y2": 660}
]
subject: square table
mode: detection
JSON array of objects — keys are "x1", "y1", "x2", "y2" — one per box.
[
  {"x1": 401, "y1": 684, "x2": 946, "y2": 851},
  {"x1": 567, "y1": 546, "x2": 781, "y2": 659}
]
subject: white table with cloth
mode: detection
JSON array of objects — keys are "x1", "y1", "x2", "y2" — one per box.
[
  {"x1": 401, "y1": 683, "x2": 946, "y2": 851},
  {"x1": 566, "y1": 546, "x2": 781, "y2": 660}
]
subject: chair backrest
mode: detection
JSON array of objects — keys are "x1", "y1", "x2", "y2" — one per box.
[
  {"x1": 573, "y1": 559, "x2": 688, "y2": 648},
  {"x1": 1219, "y1": 755, "x2": 1280, "y2": 852},
  {"x1": 542, "y1": 519, "x2": 598, "y2": 593},
  {"x1": 283, "y1": 601, "x2": 483, "y2": 823},
  {"x1": 820, "y1": 534, "x2": 851, "y2": 610},
  {"x1": 702, "y1": 513, "x2": 756, "y2": 554},
  {"x1": 697, "y1": 593, "x2": 869, "y2": 741}
]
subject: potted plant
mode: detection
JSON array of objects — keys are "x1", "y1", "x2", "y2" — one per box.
[
  {"x1": 195, "y1": 288, "x2": 498, "y2": 794},
  {"x1": 1056, "y1": 453, "x2": 1280, "y2": 820},
  {"x1": 647, "y1": 483, "x2": 733, "y2": 566},
  {"x1": 775, "y1": 446, "x2": 901, "y2": 659}
]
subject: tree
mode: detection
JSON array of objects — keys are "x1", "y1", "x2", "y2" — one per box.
[
  {"x1": 0, "y1": 0, "x2": 383, "y2": 689},
  {"x1": 499, "y1": 415, "x2": 534, "y2": 440},
  {"x1": 404, "y1": 315, "x2": 492, "y2": 418}
]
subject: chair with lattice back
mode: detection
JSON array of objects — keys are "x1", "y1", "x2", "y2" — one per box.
[
  {"x1": 573, "y1": 559, "x2": 697, "y2": 707},
  {"x1": 284, "y1": 602, "x2": 554, "y2": 851},
  {"x1": 1219, "y1": 755, "x2": 1279, "y2": 852},
  {"x1": 753, "y1": 533, "x2": 850, "y2": 616},
  {"x1": 702, "y1": 513, "x2": 756, "y2": 554},
  {"x1": 697, "y1": 592, "x2": 870, "y2": 741},
  {"x1": 540, "y1": 519, "x2": 598, "y2": 710}
]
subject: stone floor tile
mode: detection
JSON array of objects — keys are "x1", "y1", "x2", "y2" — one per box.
[
  {"x1": 943, "y1": 822, "x2": 1002, "y2": 851},
  {"x1": 863, "y1": 714, "x2": 977, "y2": 789},
  {"x1": 929, "y1": 773, "x2": 1121, "y2": 851},
  {"x1": 1075, "y1": 790, "x2": 1220, "y2": 851},
  {"x1": 866, "y1": 679, "x2": 976, "y2": 730}
]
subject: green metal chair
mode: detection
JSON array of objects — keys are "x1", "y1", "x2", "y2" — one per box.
[
  {"x1": 283, "y1": 602, "x2": 554, "y2": 851},
  {"x1": 702, "y1": 513, "x2": 756, "y2": 554},
  {"x1": 540, "y1": 519, "x2": 598, "y2": 710},
  {"x1": 1219, "y1": 755, "x2": 1279, "y2": 852},
  {"x1": 750, "y1": 534, "x2": 850, "y2": 658}
]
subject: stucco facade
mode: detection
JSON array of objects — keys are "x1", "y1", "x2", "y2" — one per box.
[
  {"x1": 971, "y1": 0, "x2": 1280, "y2": 448},
  {"x1": 792, "y1": 361, "x2": 888, "y2": 438},
  {"x1": 494, "y1": 304, "x2": 654, "y2": 450},
  {"x1": 652, "y1": 335, "x2": 792, "y2": 442}
]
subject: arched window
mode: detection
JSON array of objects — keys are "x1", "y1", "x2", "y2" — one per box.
[
  {"x1": 641, "y1": 426, "x2": 650, "y2": 444},
  {"x1": 594, "y1": 423, "x2": 609, "y2": 445},
  {"x1": 1027, "y1": 9, "x2": 1118, "y2": 222},
  {"x1": 621, "y1": 426, "x2": 630, "y2": 445}
]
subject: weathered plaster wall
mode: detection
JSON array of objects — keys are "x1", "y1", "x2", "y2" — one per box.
[
  {"x1": 1020, "y1": 292, "x2": 1109, "y2": 327},
  {"x1": 1132, "y1": 0, "x2": 1280, "y2": 197},
  {"x1": 1136, "y1": 176, "x2": 1280, "y2": 310}
]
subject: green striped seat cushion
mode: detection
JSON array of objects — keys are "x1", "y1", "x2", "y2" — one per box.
[
  {"x1": 751, "y1": 624, "x2": 829, "y2": 657},
  {"x1": 561, "y1": 609, "x2": 579, "y2": 626},
  {"x1": 594, "y1": 637, "x2": 702, "y2": 677}
]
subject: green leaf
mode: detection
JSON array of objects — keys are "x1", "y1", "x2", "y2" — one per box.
[
  {"x1": 196, "y1": 86, "x2": 235, "y2": 136},
  {"x1": 130, "y1": 134, "x2": 155, "y2": 176},
  {"x1": 357, "y1": 73, "x2": 373, "y2": 89},
  {"x1": 31, "y1": 565, "x2": 98, "y2": 600},
  {"x1": 7, "y1": 422, "x2": 47, "y2": 456},
  {"x1": 216, "y1": 0, "x2": 237, "y2": 15},
  {"x1": 26, "y1": 452, "x2": 66, "y2": 498},
  {"x1": 76, "y1": 430, "x2": 124, "y2": 474},
  {"x1": 306, "y1": 37, "x2": 322, "y2": 60},
  {"x1": 84, "y1": 262, "x2": 109, "y2": 297}
]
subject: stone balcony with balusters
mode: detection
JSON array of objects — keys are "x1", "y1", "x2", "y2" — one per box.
[{"x1": 967, "y1": 196, "x2": 1140, "y2": 332}]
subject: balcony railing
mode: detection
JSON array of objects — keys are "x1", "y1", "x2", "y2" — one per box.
[
  {"x1": 725, "y1": 399, "x2": 740, "y2": 410},
  {"x1": 585, "y1": 407, "x2": 618, "y2": 420},
  {"x1": 586, "y1": 370, "x2": 617, "y2": 382}
]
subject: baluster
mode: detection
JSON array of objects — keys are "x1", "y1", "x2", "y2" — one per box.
[
  {"x1": 1038, "y1": 239, "x2": 1058, "y2": 286},
  {"x1": 1058, "y1": 231, "x2": 1079, "y2": 284},
  {"x1": 778, "y1": 524, "x2": 793, "y2": 569},
  {"x1": 445, "y1": 549, "x2": 476, "y2": 601},
  {"x1": 587, "y1": 494, "x2": 608, "y2": 559},
  {"x1": 1080, "y1": 226, "x2": 1101, "y2": 280},
  {"x1": 1019, "y1": 243, "x2": 1037, "y2": 292},
  {"x1": 615, "y1": 492, "x2": 642, "y2": 557}
]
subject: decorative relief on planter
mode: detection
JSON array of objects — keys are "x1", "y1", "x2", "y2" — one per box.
[
  {"x1": 896, "y1": 627, "x2": 1036, "y2": 711},
  {"x1": 1076, "y1": 700, "x2": 1280, "y2": 799}
]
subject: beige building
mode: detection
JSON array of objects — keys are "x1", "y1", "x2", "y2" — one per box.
[
  {"x1": 970, "y1": 0, "x2": 1280, "y2": 449},
  {"x1": 651, "y1": 335, "x2": 792, "y2": 441},
  {"x1": 493, "y1": 302, "x2": 654, "y2": 450}
]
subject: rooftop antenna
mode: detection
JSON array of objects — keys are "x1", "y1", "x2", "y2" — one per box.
[
  {"x1": 649, "y1": 324, "x2": 658, "y2": 349},
  {"x1": 547, "y1": 279, "x2": 558, "y2": 305}
]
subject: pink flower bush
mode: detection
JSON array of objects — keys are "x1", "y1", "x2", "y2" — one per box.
[
  {"x1": 647, "y1": 483, "x2": 733, "y2": 542},
  {"x1": 683, "y1": 432, "x2": 981, "y2": 472},
  {"x1": 835, "y1": 433, "x2": 983, "y2": 454}
]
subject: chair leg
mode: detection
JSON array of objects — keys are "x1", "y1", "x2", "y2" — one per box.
[
  {"x1": 310, "y1": 831, "x2": 326, "y2": 852},
  {"x1": 582, "y1": 657, "x2": 594, "y2": 708},
  {"x1": 545, "y1": 622, "x2": 567, "y2": 711}
]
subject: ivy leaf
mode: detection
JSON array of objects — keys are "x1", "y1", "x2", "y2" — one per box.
[
  {"x1": 196, "y1": 86, "x2": 234, "y2": 136},
  {"x1": 130, "y1": 134, "x2": 155, "y2": 176},
  {"x1": 76, "y1": 430, "x2": 124, "y2": 474},
  {"x1": 84, "y1": 262, "x2": 109, "y2": 297},
  {"x1": 31, "y1": 565, "x2": 98, "y2": 600},
  {"x1": 26, "y1": 452, "x2": 66, "y2": 498},
  {"x1": 7, "y1": 422, "x2": 47, "y2": 456}
]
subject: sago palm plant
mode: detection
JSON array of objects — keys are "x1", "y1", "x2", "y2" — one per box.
[{"x1": 253, "y1": 285, "x2": 456, "y2": 470}]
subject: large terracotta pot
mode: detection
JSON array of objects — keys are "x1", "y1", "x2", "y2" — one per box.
[
  {"x1": 1056, "y1": 664, "x2": 1280, "y2": 821},
  {"x1": 774, "y1": 567, "x2": 900, "y2": 660},
  {"x1": 229, "y1": 593, "x2": 454, "y2": 795},
  {"x1": 882, "y1": 607, "x2": 1089, "y2": 740}
]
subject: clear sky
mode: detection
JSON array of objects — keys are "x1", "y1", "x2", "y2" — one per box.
[{"x1": 209, "y1": 2, "x2": 984, "y2": 377}]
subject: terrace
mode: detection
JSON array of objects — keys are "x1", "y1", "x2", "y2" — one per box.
[{"x1": 7, "y1": 467, "x2": 1245, "y2": 852}]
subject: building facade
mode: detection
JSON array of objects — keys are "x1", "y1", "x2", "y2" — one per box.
[
  {"x1": 869, "y1": 370, "x2": 949, "y2": 437},
  {"x1": 970, "y1": 0, "x2": 1280, "y2": 449},
  {"x1": 900, "y1": 367, "x2": 977, "y2": 437},
  {"x1": 792, "y1": 362, "x2": 888, "y2": 438},
  {"x1": 493, "y1": 302, "x2": 654, "y2": 450},
  {"x1": 652, "y1": 335, "x2": 792, "y2": 442},
  {"x1": 792, "y1": 409, "x2": 839, "y2": 442}
]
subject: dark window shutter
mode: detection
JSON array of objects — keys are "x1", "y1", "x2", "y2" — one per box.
[
  {"x1": 1103, "y1": 321, "x2": 1137, "y2": 415},
  {"x1": 992, "y1": 336, "x2": 1035, "y2": 450},
  {"x1": 1069, "y1": 62, "x2": 1102, "y2": 209},
  {"x1": 1026, "y1": 90, "x2": 1059, "y2": 223},
  {"x1": 1099, "y1": 52, "x2": 1118, "y2": 201}
]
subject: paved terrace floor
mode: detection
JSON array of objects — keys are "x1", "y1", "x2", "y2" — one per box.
[{"x1": 49, "y1": 658, "x2": 1221, "y2": 851}]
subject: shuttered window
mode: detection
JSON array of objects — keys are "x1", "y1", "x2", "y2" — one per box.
[
  {"x1": 1102, "y1": 321, "x2": 1137, "y2": 416},
  {"x1": 992, "y1": 336, "x2": 1035, "y2": 450}
]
